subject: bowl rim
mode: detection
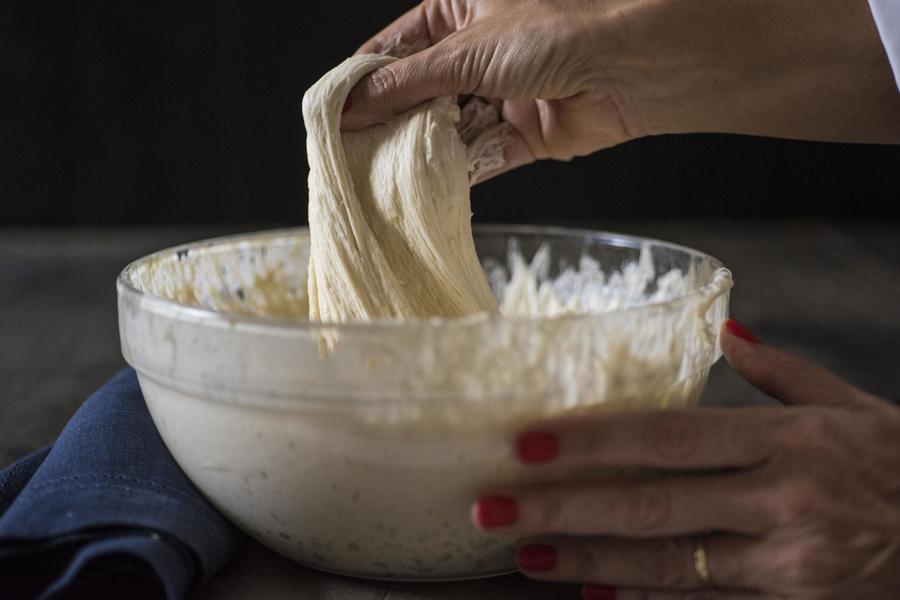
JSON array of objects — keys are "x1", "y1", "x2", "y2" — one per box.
[{"x1": 116, "y1": 223, "x2": 732, "y2": 333}]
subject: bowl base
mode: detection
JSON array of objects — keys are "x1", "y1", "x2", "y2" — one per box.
[{"x1": 292, "y1": 560, "x2": 518, "y2": 583}]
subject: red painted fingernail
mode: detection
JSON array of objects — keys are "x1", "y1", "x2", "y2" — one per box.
[
  {"x1": 517, "y1": 431, "x2": 559, "y2": 464},
  {"x1": 473, "y1": 495, "x2": 518, "y2": 528},
  {"x1": 342, "y1": 95, "x2": 352, "y2": 114},
  {"x1": 725, "y1": 319, "x2": 761, "y2": 344},
  {"x1": 517, "y1": 543, "x2": 557, "y2": 571},
  {"x1": 582, "y1": 585, "x2": 617, "y2": 600}
]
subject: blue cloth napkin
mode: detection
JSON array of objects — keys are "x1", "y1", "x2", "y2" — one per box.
[{"x1": 0, "y1": 368, "x2": 247, "y2": 599}]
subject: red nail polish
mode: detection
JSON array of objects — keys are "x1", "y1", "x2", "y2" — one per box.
[
  {"x1": 582, "y1": 585, "x2": 617, "y2": 600},
  {"x1": 517, "y1": 431, "x2": 559, "y2": 464},
  {"x1": 725, "y1": 319, "x2": 761, "y2": 344},
  {"x1": 342, "y1": 95, "x2": 352, "y2": 113},
  {"x1": 517, "y1": 544, "x2": 557, "y2": 571},
  {"x1": 474, "y1": 496, "x2": 518, "y2": 528}
]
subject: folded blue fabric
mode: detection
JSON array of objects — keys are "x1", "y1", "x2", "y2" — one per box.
[{"x1": 0, "y1": 368, "x2": 246, "y2": 599}]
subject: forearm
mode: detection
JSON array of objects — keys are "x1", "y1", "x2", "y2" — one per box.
[{"x1": 610, "y1": 0, "x2": 900, "y2": 143}]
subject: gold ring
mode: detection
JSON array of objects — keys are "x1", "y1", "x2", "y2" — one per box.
[{"x1": 693, "y1": 536, "x2": 712, "y2": 587}]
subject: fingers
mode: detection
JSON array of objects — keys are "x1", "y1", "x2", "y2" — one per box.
[
  {"x1": 720, "y1": 319, "x2": 876, "y2": 409},
  {"x1": 347, "y1": 0, "x2": 463, "y2": 130},
  {"x1": 345, "y1": 1, "x2": 488, "y2": 129},
  {"x1": 342, "y1": 38, "x2": 466, "y2": 130},
  {"x1": 471, "y1": 123, "x2": 536, "y2": 184},
  {"x1": 473, "y1": 475, "x2": 767, "y2": 538},
  {"x1": 500, "y1": 98, "x2": 560, "y2": 161},
  {"x1": 341, "y1": 69, "x2": 539, "y2": 178},
  {"x1": 516, "y1": 408, "x2": 777, "y2": 471},
  {"x1": 513, "y1": 534, "x2": 760, "y2": 592}
]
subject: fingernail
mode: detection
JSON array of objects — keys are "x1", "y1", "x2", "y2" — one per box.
[
  {"x1": 517, "y1": 543, "x2": 557, "y2": 571},
  {"x1": 725, "y1": 319, "x2": 761, "y2": 344},
  {"x1": 342, "y1": 95, "x2": 353, "y2": 114},
  {"x1": 582, "y1": 585, "x2": 617, "y2": 600},
  {"x1": 516, "y1": 431, "x2": 559, "y2": 464},
  {"x1": 473, "y1": 495, "x2": 518, "y2": 529}
]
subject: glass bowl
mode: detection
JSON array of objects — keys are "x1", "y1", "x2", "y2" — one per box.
[{"x1": 117, "y1": 225, "x2": 732, "y2": 581}]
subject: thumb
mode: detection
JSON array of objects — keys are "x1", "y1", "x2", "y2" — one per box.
[
  {"x1": 720, "y1": 319, "x2": 872, "y2": 409},
  {"x1": 341, "y1": 37, "x2": 474, "y2": 131}
]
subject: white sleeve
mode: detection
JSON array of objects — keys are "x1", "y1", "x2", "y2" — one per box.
[{"x1": 869, "y1": 0, "x2": 900, "y2": 91}]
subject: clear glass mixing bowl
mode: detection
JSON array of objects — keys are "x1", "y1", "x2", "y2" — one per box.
[{"x1": 117, "y1": 225, "x2": 732, "y2": 581}]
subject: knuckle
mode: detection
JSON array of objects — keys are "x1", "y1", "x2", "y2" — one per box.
[
  {"x1": 434, "y1": 39, "x2": 480, "y2": 92},
  {"x1": 646, "y1": 412, "x2": 700, "y2": 463},
  {"x1": 713, "y1": 551, "x2": 751, "y2": 592},
  {"x1": 530, "y1": 491, "x2": 566, "y2": 532},
  {"x1": 737, "y1": 413, "x2": 774, "y2": 462},
  {"x1": 778, "y1": 411, "x2": 833, "y2": 450},
  {"x1": 779, "y1": 541, "x2": 829, "y2": 586},
  {"x1": 768, "y1": 479, "x2": 822, "y2": 526},
  {"x1": 618, "y1": 484, "x2": 671, "y2": 534},
  {"x1": 454, "y1": 46, "x2": 482, "y2": 91},
  {"x1": 364, "y1": 67, "x2": 401, "y2": 101},
  {"x1": 579, "y1": 540, "x2": 610, "y2": 575},
  {"x1": 647, "y1": 538, "x2": 691, "y2": 589}
]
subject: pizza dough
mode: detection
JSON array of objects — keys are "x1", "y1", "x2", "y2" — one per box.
[{"x1": 302, "y1": 55, "x2": 499, "y2": 323}]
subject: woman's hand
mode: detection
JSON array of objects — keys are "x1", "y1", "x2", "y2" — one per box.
[
  {"x1": 342, "y1": 0, "x2": 643, "y2": 179},
  {"x1": 343, "y1": 0, "x2": 900, "y2": 179},
  {"x1": 472, "y1": 319, "x2": 900, "y2": 599}
]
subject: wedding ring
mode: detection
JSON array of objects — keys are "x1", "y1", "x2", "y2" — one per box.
[{"x1": 693, "y1": 536, "x2": 712, "y2": 587}]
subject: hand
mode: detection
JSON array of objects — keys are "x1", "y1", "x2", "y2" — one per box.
[
  {"x1": 342, "y1": 0, "x2": 642, "y2": 180},
  {"x1": 343, "y1": 0, "x2": 900, "y2": 179},
  {"x1": 471, "y1": 319, "x2": 900, "y2": 599}
]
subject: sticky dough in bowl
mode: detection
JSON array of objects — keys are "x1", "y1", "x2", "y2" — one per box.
[{"x1": 117, "y1": 224, "x2": 733, "y2": 581}]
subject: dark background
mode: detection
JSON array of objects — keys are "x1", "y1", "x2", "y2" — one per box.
[
  {"x1": 3, "y1": 0, "x2": 900, "y2": 225},
  {"x1": 2, "y1": 4, "x2": 900, "y2": 589}
]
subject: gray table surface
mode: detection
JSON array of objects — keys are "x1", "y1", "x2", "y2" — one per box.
[{"x1": 1, "y1": 219, "x2": 898, "y2": 599}]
